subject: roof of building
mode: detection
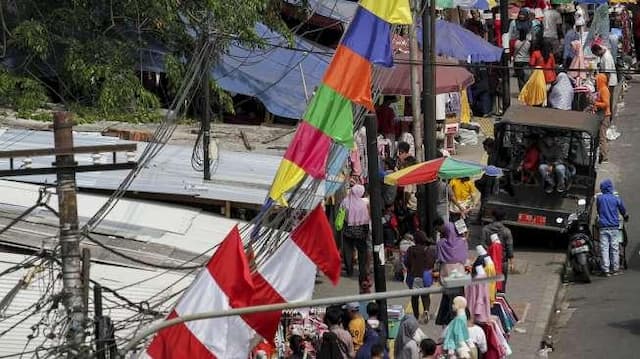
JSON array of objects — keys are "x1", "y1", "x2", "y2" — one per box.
[
  {"x1": 0, "y1": 129, "x2": 282, "y2": 206},
  {"x1": 498, "y1": 104, "x2": 601, "y2": 137},
  {"x1": 0, "y1": 252, "x2": 192, "y2": 356}
]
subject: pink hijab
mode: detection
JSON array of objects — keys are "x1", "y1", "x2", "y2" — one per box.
[
  {"x1": 569, "y1": 40, "x2": 586, "y2": 80},
  {"x1": 341, "y1": 184, "x2": 369, "y2": 226}
]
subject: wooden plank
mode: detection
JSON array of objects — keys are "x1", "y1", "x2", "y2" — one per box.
[
  {"x1": 0, "y1": 162, "x2": 137, "y2": 177},
  {"x1": 0, "y1": 143, "x2": 137, "y2": 159}
]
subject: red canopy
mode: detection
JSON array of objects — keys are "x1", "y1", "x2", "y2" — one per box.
[{"x1": 376, "y1": 53, "x2": 474, "y2": 96}]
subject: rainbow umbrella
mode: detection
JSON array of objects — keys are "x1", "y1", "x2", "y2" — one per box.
[{"x1": 384, "y1": 157, "x2": 489, "y2": 186}]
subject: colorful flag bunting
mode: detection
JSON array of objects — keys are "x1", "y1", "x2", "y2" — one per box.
[
  {"x1": 267, "y1": 0, "x2": 412, "y2": 205},
  {"x1": 145, "y1": 226, "x2": 255, "y2": 359},
  {"x1": 242, "y1": 205, "x2": 341, "y2": 342},
  {"x1": 360, "y1": 0, "x2": 412, "y2": 24},
  {"x1": 341, "y1": 7, "x2": 394, "y2": 67}
]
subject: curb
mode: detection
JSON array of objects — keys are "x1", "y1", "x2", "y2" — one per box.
[{"x1": 538, "y1": 258, "x2": 567, "y2": 358}]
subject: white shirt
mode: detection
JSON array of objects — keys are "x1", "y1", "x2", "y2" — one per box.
[
  {"x1": 542, "y1": 9, "x2": 562, "y2": 39},
  {"x1": 436, "y1": 94, "x2": 447, "y2": 120},
  {"x1": 468, "y1": 325, "x2": 488, "y2": 354},
  {"x1": 599, "y1": 49, "x2": 618, "y2": 87}
]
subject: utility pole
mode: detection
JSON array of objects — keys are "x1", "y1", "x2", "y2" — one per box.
[
  {"x1": 364, "y1": 114, "x2": 388, "y2": 334},
  {"x1": 500, "y1": 0, "x2": 511, "y2": 113},
  {"x1": 422, "y1": 0, "x2": 438, "y2": 237},
  {"x1": 0, "y1": 112, "x2": 137, "y2": 357},
  {"x1": 53, "y1": 112, "x2": 85, "y2": 356},
  {"x1": 409, "y1": 0, "x2": 423, "y2": 163}
]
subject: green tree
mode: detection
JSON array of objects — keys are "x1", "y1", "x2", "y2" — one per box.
[{"x1": 0, "y1": 0, "x2": 289, "y2": 119}]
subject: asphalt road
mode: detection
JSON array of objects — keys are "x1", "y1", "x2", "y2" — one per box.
[{"x1": 551, "y1": 81, "x2": 640, "y2": 357}]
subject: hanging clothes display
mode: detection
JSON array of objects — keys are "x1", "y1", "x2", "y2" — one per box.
[
  {"x1": 483, "y1": 256, "x2": 497, "y2": 304},
  {"x1": 465, "y1": 267, "x2": 492, "y2": 323},
  {"x1": 487, "y1": 237, "x2": 504, "y2": 292},
  {"x1": 275, "y1": 308, "x2": 329, "y2": 358},
  {"x1": 460, "y1": 89, "x2": 472, "y2": 124},
  {"x1": 356, "y1": 126, "x2": 368, "y2": 183}
]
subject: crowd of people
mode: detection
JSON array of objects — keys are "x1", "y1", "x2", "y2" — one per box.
[{"x1": 308, "y1": 3, "x2": 640, "y2": 359}]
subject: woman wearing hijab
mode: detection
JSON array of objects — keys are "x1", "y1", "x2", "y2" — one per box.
[
  {"x1": 548, "y1": 72, "x2": 574, "y2": 111},
  {"x1": 340, "y1": 184, "x2": 371, "y2": 289},
  {"x1": 394, "y1": 316, "x2": 424, "y2": 359},
  {"x1": 433, "y1": 218, "x2": 468, "y2": 326},
  {"x1": 434, "y1": 218, "x2": 468, "y2": 277}
]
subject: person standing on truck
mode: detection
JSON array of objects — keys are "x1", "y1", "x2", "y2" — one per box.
[{"x1": 596, "y1": 179, "x2": 629, "y2": 277}]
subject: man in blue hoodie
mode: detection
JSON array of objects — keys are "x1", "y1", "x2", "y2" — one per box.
[{"x1": 596, "y1": 179, "x2": 629, "y2": 276}]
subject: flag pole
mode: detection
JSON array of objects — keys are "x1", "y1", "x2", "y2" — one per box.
[
  {"x1": 422, "y1": 0, "x2": 438, "y2": 237},
  {"x1": 364, "y1": 113, "x2": 389, "y2": 335}
]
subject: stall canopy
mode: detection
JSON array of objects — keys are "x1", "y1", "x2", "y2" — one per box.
[
  {"x1": 384, "y1": 157, "x2": 488, "y2": 186},
  {"x1": 419, "y1": 20, "x2": 504, "y2": 63},
  {"x1": 213, "y1": 23, "x2": 331, "y2": 119},
  {"x1": 376, "y1": 53, "x2": 474, "y2": 95},
  {"x1": 138, "y1": 23, "x2": 331, "y2": 119}
]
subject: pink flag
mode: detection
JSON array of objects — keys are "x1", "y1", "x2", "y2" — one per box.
[{"x1": 145, "y1": 226, "x2": 255, "y2": 359}]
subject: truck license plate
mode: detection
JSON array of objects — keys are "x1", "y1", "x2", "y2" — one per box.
[{"x1": 517, "y1": 213, "x2": 547, "y2": 225}]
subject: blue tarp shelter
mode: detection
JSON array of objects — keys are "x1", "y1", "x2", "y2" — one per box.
[
  {"x1": 419, "y1": 20, "x2": 503, "y2": 63},
  {"x1": 138, "y1": 23, "x2": 331, "y2": 119},
  {"x1": 213, "y1": 23, "x2": 331, "y2": 119}
]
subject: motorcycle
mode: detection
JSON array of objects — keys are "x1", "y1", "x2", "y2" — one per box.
[{"x1": 566, "y1": 212, "x2": 597, "y2": 283}]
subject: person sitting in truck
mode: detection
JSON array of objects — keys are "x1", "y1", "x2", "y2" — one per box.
[
  {"x1": 518, "y1": 136, "x2": 540, "y2": 183},
  {"x1": 538, "y1": 136, "x2": 567, "y2": 194}
]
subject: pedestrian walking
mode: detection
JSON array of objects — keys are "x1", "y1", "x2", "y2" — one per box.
[
  {"x1": 593, "y1": 73, "x2": 612, "y2": 163},
  {"x1": 324, "y1": 308, "x2": 355, "y2": 359},
  {"x1": 339, "y1": 184, "x2": 370, "y2": 292},
  {"x1": 405, "y1": 231, "x2": 437, "y2": 323},
  {"x1": 596, "y1": 179, "x2": 629, "y2": 277},
  {"x1": 394, "y1": 315, "x2": 425, "y2": 359}
]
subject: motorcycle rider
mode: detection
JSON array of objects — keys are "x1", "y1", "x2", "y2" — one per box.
[{"x1": 596, "y1": 179, "x2": 629, "y2": 276}]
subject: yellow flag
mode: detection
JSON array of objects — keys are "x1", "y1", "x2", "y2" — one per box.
[{"x1": 360, "y1": 0, "x2": 412, "y2": 25}]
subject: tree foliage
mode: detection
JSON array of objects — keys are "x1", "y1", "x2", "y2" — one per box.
[{"x1": 0, "y1": 0, "x2": 288, "y2": 119}]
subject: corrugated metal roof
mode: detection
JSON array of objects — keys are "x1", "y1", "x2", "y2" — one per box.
[
  {"x1": 0, "y1": 180, "x2": 245, "y2": 264},
  {"x1": 0, "y1": 253, "x2": 193, "y2": 356},
  {"x1": 0, "y1": 129, "x2": 281, "y2": 205}
]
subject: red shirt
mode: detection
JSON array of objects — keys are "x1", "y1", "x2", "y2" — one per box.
[
  {"x1": 524, "y1": 0, "x2": 546, "y2": 9},
  {"x1": 522, "y1": 145, "x2": 540, "y2": 171},
  {"x1": 375, "y1": 104, "x2": 397, "y2": 136},
  {"x1": 529, "y1": 50, "x2": 556, "y2": 83}
]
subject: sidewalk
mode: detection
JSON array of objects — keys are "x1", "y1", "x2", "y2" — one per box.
[{"x1": 315, "y1": 124, "x2": 564, "y2": 358}]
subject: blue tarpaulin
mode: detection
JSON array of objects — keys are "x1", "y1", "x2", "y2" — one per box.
[
  {"x1": 138, "y1": 23, "x2": 331, "y2": 119},
  {"x1": 285, "y1": 0, "x2": 357, "y2": 23},
  {"x1": 213, "y1": 23, "x2": 331, "y2": 119},
  {"x1": 419, "y1": 20, "x2": 503, "y2": 63}
]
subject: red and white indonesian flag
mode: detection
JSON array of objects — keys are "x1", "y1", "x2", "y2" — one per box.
[
  {"x1": 243, "y1": 205, "x2": 341, "y2": 342},
  {"x1": 142, "y1": 205, "x2": 342, "y2": 357},
  {"x1": 144, "y1": 226, "x2": 255, "y2": 359}
]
